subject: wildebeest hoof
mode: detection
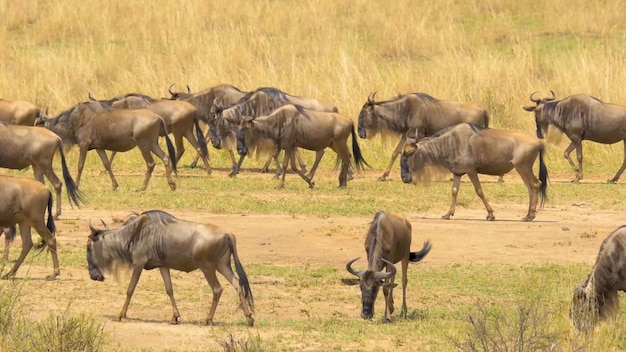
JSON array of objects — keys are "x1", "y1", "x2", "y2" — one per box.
[
  {"x1": 1, "y1": 272, "x2": 15, "y2": 280},
  {"x1": 521, "y1": 216, "x2": 535, "y2": 222},
  {"x1": 168, "y1": 182, "x2": 177, "y2": 191},
  {"x1": 203, "y1": 319, "x2": 214, "y2": 326},
  {"x1": 45, "y1": 271, "x2": 60, "y2": 281},
  {"x1": 486, "y1": 214, "x2": 495, "y2": 221},
  {"x1": 608, "y1": 179, "x2": 618, "y2": 184},
  {"x1": 309, "y1": 182, "x2": 315, "y2": 189},
  {"x1": 170, "y1": 317, "x2": 179, "y2": 325},
  {"x1": 246, "y1": 316, "x2": 254, "y2": 327},
  {"x1": 441, "y1": 214, "x2": 451, "y2": 220},
  {"x1": 378, "y1": 175, "x2": 389, "y2": 181}
]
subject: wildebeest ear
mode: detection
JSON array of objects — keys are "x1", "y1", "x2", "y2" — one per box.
[
  {"x1": 382, "y1": 282, "x2": 398, "y2": 289},
  {"x1": 522, "y1": 105, "x2": 537, "y2": 112},
  {"x1": 341, "y1": 278, "x2": 360, "y2": 286}
]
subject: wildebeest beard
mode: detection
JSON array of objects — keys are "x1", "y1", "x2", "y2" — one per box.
[{"x1": 237, "y1": 127, "x2": 248, "y2": 156}]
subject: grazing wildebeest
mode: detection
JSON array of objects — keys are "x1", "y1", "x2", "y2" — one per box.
[
  {"x1": 570, "y1": 225, "x2": 626, "y2": 332},
  {"x1": 0, "y1": 99, "x2": 42, "y2": 126},
  {"x1": 0, "y1": 176, "x2": 59, "y2": 280},
  {"x1": 523, "y1": 92, "x2": 626, "y2": 183},
  {"x1": 342, "y1": 211, "x2": 431, "y2": 321},
  {"x1": 86, "y1": 210, "x2": 254, "y2": 326},
  {"x1": 36, "y1": 101, "x2": 177, "y2": 191},
  {"x1": 90, "y1": 92, "x2": 210, "y2": 173},
  {"x1": 237, "y1": 104, "x2": 369, "y2": 188},
  {"x1": 0, "y1": 123, "x2": 84, "y2": 218},
  {"x1": 358, "y1": 92, "x2": 492, "y2": 181},
  {"x1": 0, "y1": 226, "x2": 16, "y2": 261},
  {"x1": 400, "y1": 123, "x2": 548, "y2": 221}
]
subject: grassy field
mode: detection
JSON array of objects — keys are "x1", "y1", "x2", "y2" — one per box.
[{"x1": 2, "y1": 0, "x2": 626, "y2": 351}]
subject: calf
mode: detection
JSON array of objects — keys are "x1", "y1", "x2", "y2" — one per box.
[{"x1": 342, "y1": 211, "x2": 431, "y2": 321}]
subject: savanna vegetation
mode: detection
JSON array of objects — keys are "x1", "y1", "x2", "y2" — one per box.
[{"x1": 2, "y1": 0, "x2": 626, "y2": 351}]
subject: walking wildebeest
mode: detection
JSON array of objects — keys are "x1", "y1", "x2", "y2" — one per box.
[
  {"x1": 570, "y1": 225, "x2": 626, "y2": 332},
  {"x1": 0, "y1": 99, "x2": 42, "y2": 126},
  {"x1": 0, "y1": 226, "x2": 16, "y2": 261},
  {"x1": 90, "y1": 92, "x2": 210, "y2": 173},
  {"x1": 36, "y1": 101, "x2": 177, "y2": 191},
  {"x1": 400, "y1": 123, "x2": 548, "y2": 221},
  {"x1": 358, "y1": 92, "x2": 493, "y2": 181},
  {"x1": 342, "y1": 211, "x2": 431, "y2": 321},
  {"x1": 0, "y1": 176, "x2": 59, "y2": 280},
  {"x1": 86, "y1": 210, "x2": 254, "y2": 326},
  {"x1": 523, "y1": 92, "x2": 626, "y2": 183},
  {"x1": 237, "y1": 104, "x2": 369, "y2": 188},
  {"x1": 0, "y1": 123, "x2": 84, "y2": 218}
]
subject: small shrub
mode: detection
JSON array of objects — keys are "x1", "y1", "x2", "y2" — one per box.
[{"x1": 219, "y1": 332, "x2": 265, "y2": 352}]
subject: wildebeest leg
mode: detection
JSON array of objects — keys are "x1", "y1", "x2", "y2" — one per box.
[
  {"x1": 33, "y1": 221, "x2": 60, "y2": 280},
  {"x1": 442, "y1": 175, "x2": 462, "y2": 220},
  {"x1": 2, "y1": 223, "x2": 32, "y2": 279},
  {"x1": 609, "y1": 141, "x2": 626, "y2": 183},
  {"x1": 306, "y1": 150, "x2": 325, "y2": 180},
  {"x1": 201, "y1": 268, "x2": 223, "y2": 326},
  {"x1": 1, "y1": 229, "x2": 10, "y2": 261},
  {"x1": 109, "y1": 151, "x2": 118, "y2": 165},
  {"x1": 467, "y1": 172, "x2": 495, "y2": 221},
  {"x1": 158, "y1": 267, "x2": 181, "y2": 324},
  {"x1": 400, "y1": 259, "x2": 409, "y2": 318},
  {"x1": 95, "y1": 149, "x2": 119, "y2": 191},
  {"x1": 335, "y1": 144, "x2": 351, "y2": 187},
  {"x1": 215, "y1": 265, "x2": 255, "y2": 326},
  {"x1": 288, "y1": 150, "x2": 315, "y2": 188},
  {"x1": 75, "y1": 148, "x2": 90, "y2": 189},
  {"x1": 145, "y1": 144, "x2": 176, "y2": 191},
  {"x1": 262, "y1": 153, "x2": 275, "y2": 174},
  {"x1": 383, "y1": 277, "x2": 396, "y2": 322},
  {"x1": 563, "y1": 140, "x2": 582, "y2": 183},
  {"x1": 41, "y1": 168, "x2": 64, "y2": 219},
  {"x1": 380, "y1": 136, "x2": 407, "y2": 181},
  {"x1": 230, "y1": 154, "x2": 246, "y2": 177},
  {"x1": 278, "y1": 150, "x2": 292, "y2": 189},
  {"x1": 118, "y1": 266, "x2": 144, "y2": 321},
  {"x1": 295, "y1": 149, "x2": 307, "y2": 174},
  {"x1": 516, "y1": 166, "x2": 542, "y2": 222}
]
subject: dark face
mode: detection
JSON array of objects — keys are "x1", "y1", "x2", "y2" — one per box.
[
  {"x1": 86, "y1": 238, "x2": 105, "y2": 282},
  {"x1": 358, "y1": 102, "x2": 376, "y2": 139},
  {"x1": 237, "y1": 125, "x2": 248, "y2": 156},
  {"x1": 400, "y1": 144, "x2": 418, "y2": 184},
  {"x1": 358, "y1": 272, "x2": 382, "y2": 320},
  {"x1": 522, "y1": 104, "x2": 549, "y2": 139},
  {"x1": 208, "y1": 108, "x2": 222, "y2": 149}
]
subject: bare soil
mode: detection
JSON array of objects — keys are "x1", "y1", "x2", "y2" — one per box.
[{"x1": 2, "y1": 172, "x2": 621, "y2": 351}]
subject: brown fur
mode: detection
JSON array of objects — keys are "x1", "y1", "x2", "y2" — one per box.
[{"x1": 0, "y1": 99, "x2": 41, "y2": 126}]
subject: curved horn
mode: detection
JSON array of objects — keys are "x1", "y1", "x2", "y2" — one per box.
[
  {"x1": 548, "y1": 90, "x2": 556, "y2": 101},
  {"x1": 88, "y1": 91, "x2": 97, "y2": 101},
  {"x1": 345, "y1": 257, "x2": 365, "y2": 278},
  {"x1": 168, "y1": 84, "x2": 176, "y2": 96},
  {"x1": 529, "y1": 91, "x2": 540, "y2": 103},
  {"x1": 367, "y1": 91, "x2": 377, "y2": 104},
  {"x1": 373, "y1": 258, "x2": 397, "y2": 280},
  {"x1": 88, "y1": 219, "x2": 98, "y2": 233},
  {"x1": 186, "y1": 85, "x2": 191, "y2": 94},
  {"x1": 100, "y1": 219, "x2": 109, "y2": 230}
]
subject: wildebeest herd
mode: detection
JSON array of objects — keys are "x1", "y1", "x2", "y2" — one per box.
[{"x1": 0, "y1": 86, "x2": 625, "y2": 331}]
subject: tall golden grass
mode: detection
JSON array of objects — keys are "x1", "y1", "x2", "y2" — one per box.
[{"x1": 2, "y1": 0, "x2": 626, "y2": 172}]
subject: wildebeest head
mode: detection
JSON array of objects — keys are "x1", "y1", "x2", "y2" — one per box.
[
  {"x1": 357, "y1": 92, "x2": 379, "y2": 139},
  {"x1": 400, "y1": 129, "x2": 423, "y2": 184},
  {"x1": 167, "y1": 84, "x2": 192, "y2": 100},
  {"x1": 342, "y1": 257, "x2": 397, "y2": 320},
  {"x1": 86, "y1": 219, "x2": 108, "y2": 282},
  {"x1": 208, "y1": 98, "x2": 228, "y2": 149},
  {"x1": 237, "y1": 116, "x2": 255, "y2": 156},
  {"x1": 570, "y1": 282, "x2": 598, "y2": 332},
  {"x1": 522, "y1": 91, "x2": 557, "y2": 139}
]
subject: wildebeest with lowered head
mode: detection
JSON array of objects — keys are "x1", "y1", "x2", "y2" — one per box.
[
  {"x1": 0, "y1": 123, "x2": 84, "y2": 218},
  {"x1": 401, "y1": 123, "x2": 548, "y2": 221},
  {"x1": 342, "y1": 211, "x2": 431, "y2": 321},
  {"x1": 90, "y1": 92, "x2": 210, "y2": 173},
  {"x1": 237, "y1": 104, "x2": 369, "y2": 188},
  {"x1": 0, "y1": 176, "x2": 59, "y2": 280},
  {"x1": 36, "y1": 101, "x2": 177, "y2": 191},
  {"x1": 523, "y1": 92, "x2": 626, "y2": 183},
  {"x1": 358, "y1": 92, "x2": 491, "y2": 181},
  {"x1": 570, "y1": 225, "x2": 626, "y2": 332},
  {"x1": 86, "y1": 210, "x2": 254, "y2": 326},
  {"x1": 0, "y1": 99, "x2": 42, "y2": 126}
]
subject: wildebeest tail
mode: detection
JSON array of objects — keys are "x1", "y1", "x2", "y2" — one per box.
[
  {"x1": 351, "y1": 126, "x2": 371, "y2": 170},
  {"x1": 483, "y1": 110, "x2": 490, "y2": 129},
  {"x1": 539, "y1": 145, "x2": 548, "y2": 208},
  {"x1": 35, "y1": 190, "x2": 57, "y2": 252},
  {"x1": 409, "y1": 241, "x2": 432, "y2": 262},
  {"x1": 159, "y1": 119, "x2": 178, "y2": 175},
  {"x1": 3, "y1": 226, "x2": 16, "y2": 243},
  {"x1": 194, "y1": 118, "x2": 209, "y2": 158},
  {"x1": 227, "y1": 234, "x2": 254, "y2": 311},
  {"x1": 57, "y1": 139, "x2": 85, "y2": 207}
]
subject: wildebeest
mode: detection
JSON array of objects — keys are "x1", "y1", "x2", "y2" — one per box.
[
  {"x1": 400, "y1": 123, "x2": 548, "y2": 221},
  {"x1": 570, "y1": 225, "x2": 626, "y2": 332},
  {"x1": 358, "y1": 92, "x2": 491, "y2": 181},
  {"x1": 342, "y1": 211, "x2": 431, "y2": 321},
  {"x1": 523, "y1": 92, "x2": 626, "y2": 183},
  {"x1": 36, "y1": 101, "x2": 177, "y2": 191},
  {"x1": 237, "y1": 104, "x2": 369, "y2": 188},
  {"x1": 90, "y1": 92, "x2": 210, "y2": 173},
  {"x1": 86, "y1": 210, "x2": 254, "y2": 326},
  {"x1": 0, "y1": 176, "x2": 59, "y2": 280},
  {"x1": 0, "y1": 123, "x2": 84, "y2": 218},
  {"x1": 0, "y1": 99, "x2": 42, "y2": 126},
  {"x1": 0, "y1": 226, "x2": 16, "y2": 261}
]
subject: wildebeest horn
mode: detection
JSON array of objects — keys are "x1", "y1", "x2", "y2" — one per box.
[
  {"x1": 405, "y1": 129, "x2": 418, "y2": 144},
  {"x1": 345, "y1": 257, "x2": 364, "y2": 278},
  {"x1": 88, "y1": 219, "x2": 98, "y2": 233},
  {"x1": 529, "y1": 91, "x2": 540, "y2": 103},
  {"x1": 100, "y1": 219, "x2": 109, "y2": 230},
  {"x1": 168, "y1": 84, "x2": 176, "y2": 96},
  {"x1": 548, "y1": 90, "x2": 556, "y2": 101},
  {"x1": 367, "y1": 92, "x2": 377, "y2": 104},
  {"x1": 88, "y1": 91, "x2": 97, "y2": 101},
  {"x1": 186, "y1": 85, "x2": 191, "y2": 94},
  {"x1": 373, "y1": 258, "x2": 397, "y2": 280}
]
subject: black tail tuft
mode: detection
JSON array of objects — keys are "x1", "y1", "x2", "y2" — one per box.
[
  {"x1": 194, "y1": 118, "x2": 209, "y2": 158},
  {"x1": 58, "y1": 140, "x2": 85, "y2": 207},
  {"x1": 351, "y1": 126, "x2": 371, "y2": 170},
  {"x1": 539, "y1": 146, "x2": 548, "y2": 208},
  {"x1": 228, "y1": 235, "x2": 254, "y2": 312},
  {"x1": 409, "y1": 241, "x2": 432, "y2": 262}
]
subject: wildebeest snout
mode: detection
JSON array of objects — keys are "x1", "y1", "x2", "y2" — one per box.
[{"x1": 400, "y1": 156, "x2": 412, "y2": 183}]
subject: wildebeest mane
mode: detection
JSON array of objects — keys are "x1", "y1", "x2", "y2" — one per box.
[
  {"x1": 293, "y1": 104, "x2": 312, "y2": 119},
  {"x1": 411, "y1": 92, "x2": 439, "y2": 104},
  {"x1": 366, "y1": 211, "x2": 385, "y2": 269}
]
